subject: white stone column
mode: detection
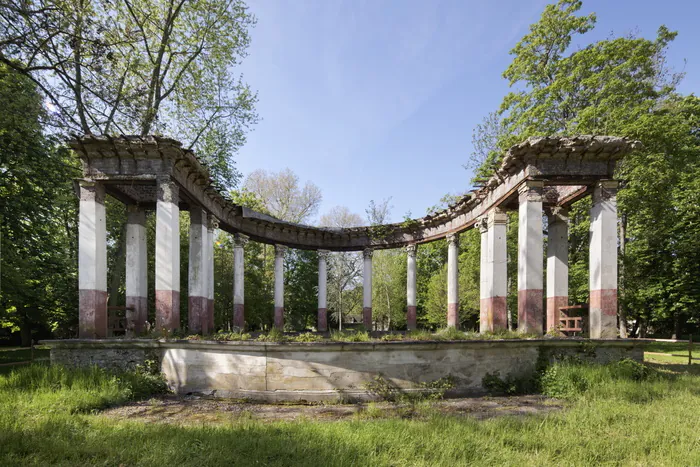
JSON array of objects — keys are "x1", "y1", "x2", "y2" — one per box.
[
  {"x1": 273, "y1": 244, "x2": 287, "y2": 330},
  {"x1": 406, "y1": 244, "x2": 417, "y2": 331},
  {"x1": 590, "y1": 180, "x2": 619, "y2": 338},
  {"x1": 517, "y1": 181, "x2": 544, "y2": 335},
  {"x1": 363, "y1": 248, "x2": 373, "y2": 330},
  {"x1": 446, "y1": 233, "x2": 460, "y2": 328},
  {"x1": 206, "y1": 216, "x2": 218, "y2": 332},
  {"x1": 478, "y1": 218, "x2": 489, "y2": 333},
  {"x1": 78, "y1": 180, "x2": 107, "y2": 338},
  {"x1": 317, "y1": 250, "x2": 330, "y2": 332},
  {"x1": 188, "y1": 208, "x2": 208, "y2": 334},
  {"x1": 126, "y1": 205, "x2": 148, "y2": 335},
  {"x1": 155, "y1": 177, "x2": 180, "y2": 332},
  {"x1": 233, "y1": 233, "x2": 248, "y2": 330},
  {"x1": 487, "y1": 208, "x2": 509, "y2": 332},
  {"x1": 546, "y1": 207, "x2": 569, "y2": 334}
]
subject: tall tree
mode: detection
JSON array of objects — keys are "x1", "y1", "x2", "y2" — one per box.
[
  {"x1": 0, "y1": 65, "x2": 80, "y2": 344},
  {"x1": 0, "y1": 0, "x2": 258, "y2": 188},
  {"x1": 244, "y1": 168, "x2": 322, "y2": 224}
]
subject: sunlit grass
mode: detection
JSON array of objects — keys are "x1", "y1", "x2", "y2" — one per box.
[{"x1": 2, "y1": 358, "x2": 699, "y2": 465}]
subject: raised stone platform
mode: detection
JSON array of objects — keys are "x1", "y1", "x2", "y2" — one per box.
[{"x1": 43, "y1": 339, "x2": 647, "y2": 402}]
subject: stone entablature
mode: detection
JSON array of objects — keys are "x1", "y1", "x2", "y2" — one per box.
[
  {"x1": 43, "y1": 338, "x2": 647, "y2": 402},
  {"x1": 69, "y1": 135, "x2": 640, "y2": 251}
]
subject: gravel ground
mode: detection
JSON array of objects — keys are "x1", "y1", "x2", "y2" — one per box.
[{"x1": 101, "y1": 395, "x2": 563, "y2": 424}]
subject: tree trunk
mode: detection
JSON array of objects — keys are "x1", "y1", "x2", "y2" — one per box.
[{"x1": 673, "y1": 312, "x2": 681, "y2": 340}]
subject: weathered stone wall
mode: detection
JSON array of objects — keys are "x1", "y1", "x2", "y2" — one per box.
[{"x1": 44, "y1": 339, "x2": 647, "y2": 402}]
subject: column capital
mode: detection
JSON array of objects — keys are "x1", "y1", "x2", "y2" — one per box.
[
  {"x1": 157, "y1": 176, "x2": 179, "y2": 203},
  {"x1": 126, "y1": 204, "x2": 146, "y2": 224},
  {"x1": 275, "y1": 244, "x2": 288, "y2": 257},
  {"x1": 318, "y1": 249, "x2": 331, "y2": 259},
  {"x1": 207, "y1": 215, "x2": 219, "y2": 231},
  {"x1": 233, "y1": 233, "x2": 249, "y2": 247},
  {"x1": 487, "y1": 207, "x2": 508, "y2": 227},
  {"x1": 363, "y1": 248, "x2": 374, "y2": 259},
  {"x1": 78, "y1": 179, "x2": 105, "y2": 203},
  {"x1": 476, "y1": 217, "x2": 488, "y2": 234},
  {"x1": 446, "y1": 232, "x2": 459, "y2": 246},
  {"x1": 518, "y1": 180, "x2": 544, "y2": 202},
  {"x1": 545, "y1": 206, "x2": 569, "y2": 223},
  {"x1": 406, "y1": 244, "x2": 417, "y2": 257},
  {"x1": 593, "y1": 179, "x2": 619, "y2": 202}
]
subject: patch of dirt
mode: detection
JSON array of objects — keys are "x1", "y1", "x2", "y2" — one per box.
[{"x1": 101, "y1": 395, "x2": 563, "y2": 424}]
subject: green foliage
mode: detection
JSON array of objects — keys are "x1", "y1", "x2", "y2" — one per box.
[
  {"x1": 540, "y1": 358, "x2": 659, "y2": 400},
  {"x1": 0, "y1": 364, "x2": 168, "y2": 414},
  {"x1": 256, "y1": 328, "x2": 286, "y2": 342},
  {"x1": 363, "y1": 374, "x2": 455, "y2": 403},
  {"x1": 329, "y1": 330, "x2": 371, "y2": 342},
  {"x1": 482, "y1": 371, "x2": 532, "y2": 396},
  {"x1": 0, "y1": 65, "x2": 80, "y2": 343},
  {"x1": 210, "y1": 331, "x2": 252, "y2": 341}
]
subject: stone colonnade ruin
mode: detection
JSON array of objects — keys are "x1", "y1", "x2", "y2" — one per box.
[{"x1": 71, "y1": 134, "x2": 640, "y2": 339}]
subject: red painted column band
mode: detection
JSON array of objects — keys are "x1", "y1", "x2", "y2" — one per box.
[
  {"x1": 188, "y1": 296, "x2": 209, "y2": 334},
  {"x1": 233, "y1": 303, "x2": 245, "y2": 330},
  {"x1": 156, "y1": 290, "x2": 180, "y2": 331},
  {"x1": 125, "y1": 296, "x2": 148, "y2": 335},
  {"x1": 447, "y1": 303, "x2": 459, "y2": 329},
  {"x1": 518, "y1": 289, "x2": 543, "y2": 334},
  {"x1": 406, "y1": 305, "x2": 417, "y2": 331},
  {"x1": 274, "y1": 306, "x2": 284, "y2": 330},
  {"x1": 363, "y1": 307, "x2": 372, "y2": 330},
  {"x1": 79, "y1": 289, "x2": 108, "y2": 338},
  {"x1": 546, "y1": 296, "x2": 568, "y2": 333},
  {"x1": 318, "y1": 308, "x2": 328, "y2": 332}
]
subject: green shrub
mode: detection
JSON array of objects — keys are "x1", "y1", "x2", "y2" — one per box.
[
  {"x1": 211, "y1": 331, "x2": 252, "y2": 341},
  {"x1": 540, "y1": 359, "x2": 660, "y2": 400},
  {"x1": 256, "y1": 328, "x2": 286, "y2": 342},
  {"x1": 290, "y1": 332, "x2": 324, "y2": 343},
  {"x1": 330, "y1": 330, "x2": 371, "y2": 342},
  {"x1": 482, "y1": 371, "x2": 534, "y2": 396}
]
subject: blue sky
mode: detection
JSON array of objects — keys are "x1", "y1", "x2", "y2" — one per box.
[{"x1": 236, "y1": 0, "x2": 700, "y2": 224}]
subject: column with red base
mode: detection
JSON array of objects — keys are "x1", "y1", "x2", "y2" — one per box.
[
  {"x1": 589, "y1": 180, "x2": 619, "y2": 338},
  {"x1": 362, "y1": 248, "x2": 373, "y2": 330},
  {"x1": 232, "y1": 233, "x2": 248, "y2": 330},
  {"x1": 406, "y1": 244, "x2": 418, "y2": 331},
  {"x1": 273, "y1": 244, "x2": 287, "y2": 330},
  {"x1": 155, "y1": 177, "x2": 180, "y2": 332},
  {"x1": 317, "y1": 250, "x2": 330, "y2": 332},
  {"x1": 447, "y1": 233, "x2": 460, "y2": 328},
  {"x1": 546, "y1": 207, "x2": 569, "y2": 334},
  {"x1": 517, "y1": 181, "x2": 544, "y2": 335},
  {"x1": 78, "y1": 180, "x2": 108, "y2": 338}
]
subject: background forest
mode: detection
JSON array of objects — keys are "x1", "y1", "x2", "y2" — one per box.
[{"x1": 0, "y1": 0, "x2": 698, "y2": 345}]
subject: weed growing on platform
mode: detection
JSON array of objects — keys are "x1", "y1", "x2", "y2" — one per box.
[
  {"x1": 330, "y1": 330, "x2": 371, "y2": 342},
  {"x1": 210, "y1": 331, "x2": 252, "y2": 341}
]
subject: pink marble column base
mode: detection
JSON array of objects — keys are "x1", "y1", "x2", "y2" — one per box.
[
  {"x1": 156, "y1": 290, "x2": 180, "y2": 332},
  {"x1": 274, "y1": 306, "x2": 284, "y2": 330},
  {"x1": 406, "y1": 305, "x2": 417, "y2": 331},
  {"x1": 79, "y1": 289, "x2": 108, "y2": 338},
  {"x1": 518, "y1": 289, "x2": 543, "y2": 335}
]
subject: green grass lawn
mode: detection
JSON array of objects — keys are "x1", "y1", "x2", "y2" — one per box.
[
  {"x1": 1, "y1": 358, "x2": 699, "y2": 466},
  {"x1": 0, "y1": 346, "x2": 50, "y2": 365}
]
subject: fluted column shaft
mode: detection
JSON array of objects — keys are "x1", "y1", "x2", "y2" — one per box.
[
  {"x1": 155, "y1": 177, "x2": 180, "y2": 332},
  {"x1": 546, "y1": 207, "x2": 569, "y2": 333}
]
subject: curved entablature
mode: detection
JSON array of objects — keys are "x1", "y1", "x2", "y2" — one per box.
[{"x1": 69, "y1": 134, "x2": 641, "y2": 251}]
